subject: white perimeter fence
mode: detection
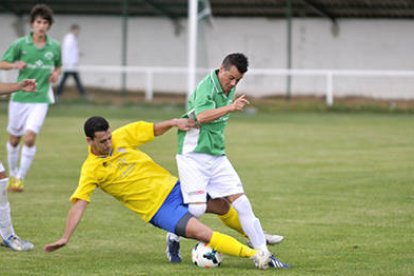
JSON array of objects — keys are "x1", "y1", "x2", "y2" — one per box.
[{"x1": 2, "y1": 66, "x2": 414, "y2": 106}]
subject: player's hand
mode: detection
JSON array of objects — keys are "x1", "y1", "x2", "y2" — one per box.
[
  {"x1": 19, "y1": 79, "x2": 37, "y2": 92},
  {"x1": 44, "y1": 238, "x2": 68, "y2": 253},
  {"x1": 14, "y1": 61, "x2": 26, "y2": 70},
  {"x1": 49, "y1": 71, "x2": 60, "y2": 83},
  {"x1": 175, "y1": 118, "x2": 197, "y2": 131},
  {"x1": 231, "y1": 95, "x2": 250, "y2": 112}
]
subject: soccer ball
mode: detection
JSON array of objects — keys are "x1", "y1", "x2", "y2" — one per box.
[{"x1": 191, "y1": 242, "x2": 224, "y2": 268}]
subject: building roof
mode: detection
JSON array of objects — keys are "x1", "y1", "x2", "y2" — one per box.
[{"x1": 2, "y1": 0, "x2": 414, "y2": 19}]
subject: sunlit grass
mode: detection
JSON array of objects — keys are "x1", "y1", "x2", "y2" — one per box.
[{"x1": 1, "y1": 103, "x2": 413, "y2": 275}]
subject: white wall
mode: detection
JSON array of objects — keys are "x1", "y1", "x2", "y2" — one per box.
[{"x1": 1, "y1": 14, "x2": 413, "y2": 99}]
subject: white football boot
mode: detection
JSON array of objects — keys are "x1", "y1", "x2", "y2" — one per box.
[
  {"x1": 2, "y1": 234, "x2": 34, "y2": 251},
  {"x1": 264, "y1": 232, "x2": 284, "y2": 245}
]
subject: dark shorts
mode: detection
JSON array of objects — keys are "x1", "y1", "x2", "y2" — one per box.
[{"x1": 150, "y1": 181, "x2": 193, "y2": 236}]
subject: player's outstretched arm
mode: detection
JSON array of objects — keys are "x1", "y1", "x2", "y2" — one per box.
[
  {"x1": 154, "y1": 118, "x2": 197, "y2": 136},
  {"x1": 44, "y1": 199, "x2": 88, "y2": 253},
  {"x1": 0, "y1": 60, "x2": 26, "y2": 70},
  {"x1": 196, "y1": 95, "x2": 250, "y2": 124},
  {"x1": 0, "y1": 79, "x2": 37, "y2": 95}
]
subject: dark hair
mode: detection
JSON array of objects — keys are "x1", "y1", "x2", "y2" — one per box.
[
  {"x1": 30, "y1": 4, "x2": 54, "y2": 26},
  {"x1": 71, "y1": 24, "x2": 80, "y2": 31},
  {"x1": 222, "y1": 53, "x2": 249, "y2": 74},
  {"x1": 84, "y1": 116, "x2": 109, "y2": 139}
]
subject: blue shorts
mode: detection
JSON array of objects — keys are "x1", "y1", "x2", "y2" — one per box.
[{"x1": 150, "y1": 181, "x2": 191, "y2": 235}]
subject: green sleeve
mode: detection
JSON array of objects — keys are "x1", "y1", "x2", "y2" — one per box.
[
  {"x1": 193, "y1": 85, "x2": 216, "y2": 115},
  {"x1": 2, "y1": 39, "x2": 21, "y2": 62}
]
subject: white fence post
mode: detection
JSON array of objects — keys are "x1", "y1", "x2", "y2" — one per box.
[
  {"x1": 326, "y1": 72, "x2": 333, "y2": 106},
  {"x1": 145, "y1": 70, "x2": 153, "y2": 101}
]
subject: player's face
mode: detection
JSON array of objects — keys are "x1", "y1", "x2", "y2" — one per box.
[
  {"x1": 73, "y1": 28, "x2": 80, "y2": 36},
  {"x1": 31, "y1": 16, "x2": 50, "y2": 36},
  {"x1": 218, "y1": 65, "x2": 244, "y2": 94},
  {"x1": 88, "y1": 130, "x2": 113, "y2": 156}
]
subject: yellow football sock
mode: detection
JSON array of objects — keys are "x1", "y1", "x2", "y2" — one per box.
[
  {"x1": 218, "y1": 205, "x2": 246, "y2": 237},
  {"x1": 208, "y1": 231, "x2": 256, "y2": 258}
]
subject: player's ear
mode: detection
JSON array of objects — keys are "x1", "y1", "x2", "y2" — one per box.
[{"x1": 86, "y1": 137, "x2": 93, "y2": 145}]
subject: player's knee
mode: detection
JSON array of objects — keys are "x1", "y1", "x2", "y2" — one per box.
[
  {"x1": 206, "y1": 198, "x2": 230, "y2": 215},
  {"x1": 24, "y1": 132, "x2": 37, "y2": 147},
  {"x1": 9, "y1": 136, "x2": 20, "y2": 147},
  {"x1": 188, "y1": 203, "x2": 207, "y2": 218}
]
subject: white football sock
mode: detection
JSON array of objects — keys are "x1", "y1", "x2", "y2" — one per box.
[
  {"x1": 0, "y1": 178, "x2": 15, "y2": 239},
  {"x1": 7, "y1": 142, "x2": 20, "y2": 177},
  {"x1": 167, "y1": 232, "x2": 181, "y2": 241},
  {"x1": 232, "y1": 195, "x2": 268, "y2": 252},
  {"x1": 17, "y1": 145, "x2": 36, "y2": 179}
]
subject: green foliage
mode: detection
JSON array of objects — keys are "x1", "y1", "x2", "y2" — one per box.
[{"x1": 1, "y1": 103, "x2": 413, "y2": 275}]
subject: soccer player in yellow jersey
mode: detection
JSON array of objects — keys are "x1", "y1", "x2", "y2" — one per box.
[{"x1": 43, "y1": 116, "x2": 282, "y2": 269}]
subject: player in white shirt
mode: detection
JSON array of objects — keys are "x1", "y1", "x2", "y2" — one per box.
[{"x1": 56, "y1": 24, "x2": 87, "y2": 99}]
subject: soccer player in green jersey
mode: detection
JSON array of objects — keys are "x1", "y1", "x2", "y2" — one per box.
[
  {"x1": 168, "y1": 53, "x2": 288, "y2": 269},
  {"x1": 0, "y1": 4, "x2": 61, "y2": 192},
  {"x1": 0, "y1": 79, "x2": 37, "y2": 251},
  {"x1": 43, "y1": 116, "x2": 279, "y2": 270}
]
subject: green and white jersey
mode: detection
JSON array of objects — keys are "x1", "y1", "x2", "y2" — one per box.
[
  {"x1": 2, "y1": 33, "x2": 61, "y2": 103},
  {"x1": 177, "y1": 69, "x2": 235, "y2": 156}
]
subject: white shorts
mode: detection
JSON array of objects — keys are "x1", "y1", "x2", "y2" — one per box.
[
  {"x1": 7, "y1": 102, "x2": 49, "y2": 136},
  {"x1": 176, "y1": 152, "x2": 244, "y2": 204},
  {"x1": 0, "y1": 161, "x2": 4, "y2": 172}
]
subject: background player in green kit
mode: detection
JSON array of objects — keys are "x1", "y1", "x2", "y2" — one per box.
[
  {"x1": 166, "y1": 53, "x2": 288, "y2": 269},
  {"x1": 0, "y1": 4, "x2": 61, "y2": 192}
]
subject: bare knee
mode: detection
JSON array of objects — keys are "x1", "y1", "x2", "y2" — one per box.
[
  {"x1": 206, "y1": 198, "x2": 231, "y2": 215},
  {"x1": 24, "y1": 131, "x2": 37, "y2": 147},
  {"x1": 9, "y1": 135, "x2": 20, "y2": 147}
]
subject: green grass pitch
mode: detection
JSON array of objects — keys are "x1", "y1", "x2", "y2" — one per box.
[{"x1": 0, "y1": 103, "x2": 413, "y2": 275}]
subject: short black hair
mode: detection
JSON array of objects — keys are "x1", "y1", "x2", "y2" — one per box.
[
  {"x1": 222, "y1": 53, "x2": 249, "y2": 74},
  {"x1": 84, "y1": 116, "x2": 109, "y2": 139},
  {"x1": 71, "y1": 24, "x2": 80, "y2": 31},
  {"x1": 30, "y1": 4, "x2": 54, "y2": 26}
]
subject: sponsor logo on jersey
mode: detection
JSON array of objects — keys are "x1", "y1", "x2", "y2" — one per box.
[
  {"x1": 26, "y1": 59, "x2": 53, "y2": 70},
  {"x1": 35, "y1": 60, "x2": 44, "y2": 67},
  {"x1": 44, "y1": 52, "x2": 54, "y2": 60}
]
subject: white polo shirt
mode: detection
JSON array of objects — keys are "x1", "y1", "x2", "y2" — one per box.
[{"x1": 62, "y1": 32, "x2": 79, "y2": 71}]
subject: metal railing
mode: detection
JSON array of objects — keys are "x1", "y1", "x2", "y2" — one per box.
[{"x1": 2, "y1": 66, "x2": 414, "y2": 106}]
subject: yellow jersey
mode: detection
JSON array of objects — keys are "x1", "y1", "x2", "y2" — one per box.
[{"x1": 70, "y1": 121, "x2": 178, "y2": 222}]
